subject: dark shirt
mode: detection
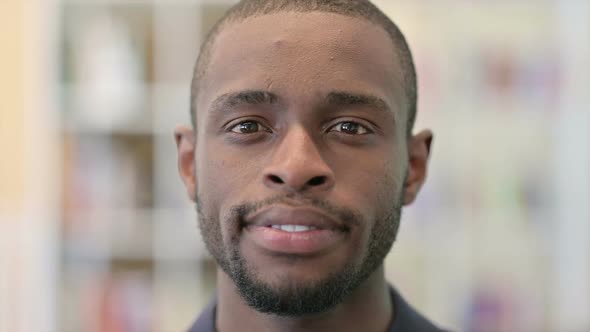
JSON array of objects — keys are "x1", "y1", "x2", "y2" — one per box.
[{"x1": 187, "y1": 286, "x2": 451, "y2": 332}]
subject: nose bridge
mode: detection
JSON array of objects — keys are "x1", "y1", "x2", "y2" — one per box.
[
  {"x1": 275, "y1": 125, "x2": 321, "y2": 165},
  {"x1": 263, "y1": 124, "x2": 334, "y2": 192}
]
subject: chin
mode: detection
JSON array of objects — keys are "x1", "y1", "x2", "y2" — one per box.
[{"x1": 229, "y1": 251, "x2": 363, "y2": 317}]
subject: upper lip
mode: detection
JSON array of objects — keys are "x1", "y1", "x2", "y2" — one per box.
[{"x1": 243, "y1": 204, "x2": 348, "y2": 231}]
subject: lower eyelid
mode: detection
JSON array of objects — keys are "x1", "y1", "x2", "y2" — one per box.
[{"x1": 225, "y1": 135, "x2": 264, "y2": 145}]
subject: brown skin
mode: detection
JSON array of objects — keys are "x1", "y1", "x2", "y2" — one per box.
[{"x1": 176, "y1": 12, "x2": 432, "y2": 332}]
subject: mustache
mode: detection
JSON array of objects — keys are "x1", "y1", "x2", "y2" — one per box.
[{"x1": 228, "y1": 194, "x2": 362, "y2": 230}]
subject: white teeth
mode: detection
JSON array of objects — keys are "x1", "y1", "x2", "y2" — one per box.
[
  {"x1": 293, "y1": 225, "x2": 313, "y2": 232},
  {"x1": 271, "y1": 225, "x2": 316, "y2": 232}
]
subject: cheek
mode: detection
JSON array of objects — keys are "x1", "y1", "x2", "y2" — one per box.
[
  {"x1": 196, "y1": 143, "x2": 262, "y2": 217},
  {"x1": 334, "y1": 153, "x2": 402, "y2": 209}
]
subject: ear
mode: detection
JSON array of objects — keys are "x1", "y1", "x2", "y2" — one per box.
[
  {"x1": 403, "y1": 129, "x2": 433, "y2": 206},
  {"x1": 174, "y1": 125, "x2": 197, "y2": 202}
]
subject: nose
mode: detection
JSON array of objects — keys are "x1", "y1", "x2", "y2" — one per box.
[{"x1": 263, "y1": 126, "x2": 335, "y2": 194}]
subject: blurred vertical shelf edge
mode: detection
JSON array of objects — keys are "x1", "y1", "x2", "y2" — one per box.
[
  {"x1": 5, "y1": 0, "x2": 62, "y2": 331},
  {"x1": 552, "y1": 2, "x2": 590, "y2": 331}
]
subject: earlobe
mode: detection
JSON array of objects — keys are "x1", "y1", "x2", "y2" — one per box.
[
  {"x1": 174, "y1": 125, "x2": 197, "y2": 201},
  {"x1": 403, "y1": 130, "x2": 433, "y2": 206}
]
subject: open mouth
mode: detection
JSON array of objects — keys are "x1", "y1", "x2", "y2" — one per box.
[
  {"x1": 245, "y1": 224, "x2": 345, "y2": 255},
  {"x1": 241, "y1": 205, "x2": 350, "y2": 255}
]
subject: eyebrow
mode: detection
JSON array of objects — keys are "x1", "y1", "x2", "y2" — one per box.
[
  {"x1": 324, "y1": 91, "x2": 392, "y2": 117},
  {"x1": 208, "y1": 90, "x2": 394, "y2": 121},
  {"x1": 209, "y1": 90, "x2": 278, "y2": 113}
]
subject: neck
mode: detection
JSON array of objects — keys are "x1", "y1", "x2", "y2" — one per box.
[{"x1": 216, "y1": 265, "x2": 393, "y2": 332}]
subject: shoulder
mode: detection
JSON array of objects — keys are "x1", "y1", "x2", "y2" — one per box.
[
  {"x1": 186, "y1": 298, "x2": 216, "y2": 332},
  {"x1": 389, "y1": 286, "x2": 453, "y2": 332}
]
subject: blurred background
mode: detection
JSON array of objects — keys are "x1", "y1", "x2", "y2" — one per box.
[{"x1": 1, "y1": 0, "x2": 589, "y2": 331}]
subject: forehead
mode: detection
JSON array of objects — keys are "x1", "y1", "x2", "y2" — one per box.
[{"x1": 198, "y1": 11, "x2": 404, "y2": 120}]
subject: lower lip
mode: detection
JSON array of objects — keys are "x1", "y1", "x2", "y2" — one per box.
[{"x1": 245, "y1": 226, "x2": 345, "y2": 255}]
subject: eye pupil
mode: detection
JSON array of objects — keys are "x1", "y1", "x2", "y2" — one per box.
[
  {"x1": 341, "y1": 122, "x2": 359, "y2": 134},
  {"x1": 240, "y1": 121, "x2": 259, "y2": 133}
]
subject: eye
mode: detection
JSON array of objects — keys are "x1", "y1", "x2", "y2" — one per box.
[
  {"x1": 329, "y1": 121, "x2": 371, "y2": 135},
  {"x1": 229, "y1": 120, "x2": 267, "y2": 134}
]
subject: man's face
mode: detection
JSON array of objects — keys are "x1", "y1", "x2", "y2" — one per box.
[{"x1": 177, "y1": 12, "x2": 429, "y2": 316}]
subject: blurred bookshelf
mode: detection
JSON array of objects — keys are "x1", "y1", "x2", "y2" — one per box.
[
  {"x1": 58, "y1": 1, "x2": 231, "y2": 331},
  {"x1": 54, "y1": 1, "x2": 590, "y2": 332}
]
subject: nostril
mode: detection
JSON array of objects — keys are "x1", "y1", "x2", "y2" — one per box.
[
  {"x1": 307, "y1": 176, "x2": 326, "y2": 186},
  {"x1": 268, "y1": 175, "x2": 284, "y2": 184}
]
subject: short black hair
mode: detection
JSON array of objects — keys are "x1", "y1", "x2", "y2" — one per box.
[{"x1": 190, "y1": 0, "x2": 417, "y2": 134}]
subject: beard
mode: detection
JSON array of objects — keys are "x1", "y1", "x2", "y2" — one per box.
[{"x1": 196, "y1": 192, "x2": 403, "y2": 317}]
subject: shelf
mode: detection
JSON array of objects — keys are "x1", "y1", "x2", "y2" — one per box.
[
  {"x1": 61, "y1": 207, "x2": 206, "y2": 262},
  {"x1": 153, "y1": 208, "x2": 209, "y2": 261}
]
